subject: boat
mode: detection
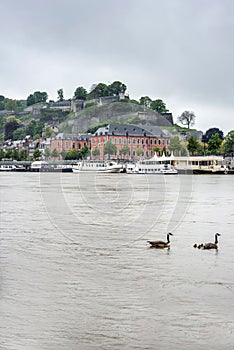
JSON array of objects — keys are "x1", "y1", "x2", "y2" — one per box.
[
  {"x1": 0, "y1": 164, "x2": 27, "y2": 172},
  {"x1": 173, "y1": 155, "x2": 228, "y2": 174},
  {"x1": 30, "y1": 161, "x2": 73, "y2": 172},
  {"x1": 126, "y1": 153, "x2": 178, "y2": 174},
  {"x1": 72, "y1": 160, "x2": 123, "y2": 173}
]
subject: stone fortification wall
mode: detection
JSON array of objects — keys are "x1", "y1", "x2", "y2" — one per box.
[{"x1": 138, "y1": 112, "x2": 173, "y2": 127}]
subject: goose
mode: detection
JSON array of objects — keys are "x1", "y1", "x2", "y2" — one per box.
[
  {"x1": 193, "y1": 243, "x2": 204, "y2": 249},
  {"x1": 193, "y1": 233, "x2": 221, "y2": 250},
  {"x1": 202, "y1": 233, "x2": 221, "y2": 250},
  {"x1": 147, "y1": 233, "x2": 173, "y2": 249}
]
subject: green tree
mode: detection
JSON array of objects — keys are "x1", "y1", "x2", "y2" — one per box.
[
  {"x1": 187, "y1": 136, "x2": 200, "y2": 155},
  {"x1": 169, "y1": 136, "x2": 182, "y2": 156},
  {"x1": 80, "y1": 144, "x2": 90, "y2": 159},
  {"x1": 108, "y1": 81, "x2": 127, "y2": 96},
  {"x1": 60, "y1": 149, "x2": 67, "y2": 160},
  {"x1": 223, "y1": 130, "x2": 234, "y2": 154},
  {"x1": 92, "y1": 147, "x2": 100, "y2": 157},
  {"x1": 4, "y1": 99, "x2": 18, "y2": 111},
  {"x1": 44, "y1": 148, "x2": 51, "y2": 159},
  {"x1": 0, "y1": 149, "x2": 5, "y2": 160},
  {"x1": 33, "y1": 149, "x2": 41, "y2": 160},
  {"x1": 88, "y1": 83, "x2": 108, "y2": 99},
  {"x1": 203, "y1": 128, "x2": 224, "y2": 142},
  {"x1": 13, "y1": 127, "x2": 26, "y2": 140},
  {"x1": 26, "y1": 94, "x2": 35, "y2": 106},
  {"x1": 139, "y1": 96, "x2": 152, "y2": 108},
  {"x1": 136, "y1": 146, "x2": 143, "y2": 157},
  {"x1": 207, "y1": 133, "x2": 222, "y2": 155},
  {"x1": 5, "y1": 149, "x2": 13, "y2": 159},
  {"x1": 74, "y1": 86, "x2": 87, "y2": 100},
  {"x1": 33, "y1": 91, "x2": 48, "y2": 103},
  {"x1": 57, "y1": 88, "x2": 64, "y2": 102},
  {"x1": 4, "y1": 116, "x2": 21, "y2": 140},
  {"x1": 150, "y1": 99, "x2": 169, "y2": 114},
  {"x1": 153, "y1": 146, "x2": 161, "y2": 154},
  {"x1": 12, "y1": 148, "x2": 19, "y2": 160},
  {"x1": 0, "y1": 95, "x2": 5, "y2": 110},
  {"x1": 119, "y1": 144, "x2": 130, "y2": 156},
  {"x1": 104, "y1": 141, "x2": 117, "y2": 158},
  {"x1": 65, "y1": 149, "x2": 79, "y2": 160},
  {"x1": 19, "y1": 149, "x2": 27, "y2": 160},
  {"x1": 51, "y1": 148, "x2": 59, "y2": 158},
  {"x1": 178, "y1": 111, "x2": 196, "y2": 129},
  {"x1": 44, "y1": 126, "x2": 53, "y2": 137},
  {"x1": 25, "y1": 119, "x2": 37, "y2": 137}
]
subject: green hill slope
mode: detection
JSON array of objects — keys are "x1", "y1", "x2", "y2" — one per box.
[{"x1": 59, "y1": 101, "x2": 173, "y2": 133}]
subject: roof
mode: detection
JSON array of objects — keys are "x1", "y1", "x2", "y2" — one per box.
[
  {"x1": 94, "y1": 123, "x2": 168, "y2": 138},
  {"x1": 53, "y1": 133, "x2": 91, "y2": 141}
]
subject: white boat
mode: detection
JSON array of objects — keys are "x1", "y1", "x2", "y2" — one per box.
[
  {"x1": 0, "y1": 164, "x2": 17, "y2": 171},
  {"x1": 0, "y1": 164, "x2": 26, "y2": 172},
  {"x1": 30, "y1": 161, "x2": 73, "y2": 172},
  {"x1": 173, "y1": 155, "x2": 227, "y2": 174},
  {"x1": 72, "y1": 160, "x2": 123, "y2": 173},
  {"x1": 126, "y1": 153, "x2": 178, "y2": 174}
]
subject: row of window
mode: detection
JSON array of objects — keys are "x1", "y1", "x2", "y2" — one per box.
[
  {"x1": 93, "y1": 137, "x2": 169, "y2": 145},
  {"x1": 51, "y1": 142, "x2": 87, "y2": 150}
]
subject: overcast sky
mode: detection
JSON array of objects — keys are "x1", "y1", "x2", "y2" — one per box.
[{"x1": 0, "y1": 0, "x2": 233, "y2": 134}]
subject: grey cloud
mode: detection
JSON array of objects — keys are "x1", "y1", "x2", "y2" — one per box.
[{"x1": 0, "y1": 0, "x2": 234, "y2": 133}]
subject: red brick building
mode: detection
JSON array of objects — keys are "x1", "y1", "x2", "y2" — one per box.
[
  {"x1": 50, "y1": 133, "x2": 91, "y2": 158},
  {"x1": 91, "y1": 124, "x2": 170, "y2": 160}
]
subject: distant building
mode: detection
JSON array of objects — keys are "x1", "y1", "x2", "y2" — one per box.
[
  {"x1": 91, "y1": 123, "x2": 170, "y2": 160},
  {"x1": 50, "y1": 133, "x2": 91, "y2": 158}
]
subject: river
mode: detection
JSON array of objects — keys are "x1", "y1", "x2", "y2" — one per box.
[{"x1": 0, "y1": 172, "x2": 234, "y2": 350}]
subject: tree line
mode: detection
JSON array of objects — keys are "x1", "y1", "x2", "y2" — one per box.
[{"x1": 169, "y1": 128, "x2": 234, "y2": 156}]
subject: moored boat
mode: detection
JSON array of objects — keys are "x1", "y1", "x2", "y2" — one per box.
[
  {"x1": 0, "y1": 164, "x2": 27, "y2": 172},
  {"x1": 173, "y1": 155, "x2": 228, "y2": 174},
  {"x1": 126, "y1": 153, "x2": 178, "y2": 174},
  {"x1": 72, "y1": 160, "x2": 123, "y2": 173}
]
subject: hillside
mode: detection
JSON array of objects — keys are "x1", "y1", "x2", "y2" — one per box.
[{"x1": 58, "y1": 101, "x2": 173, "y2": 133}]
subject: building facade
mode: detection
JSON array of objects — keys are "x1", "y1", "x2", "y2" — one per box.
[
  {"x1": 91, "y1": 124, "x2": 170, "y2": 160},
  {"x1": 50, "y1": 133, "x2": 91, "y2": 158}
]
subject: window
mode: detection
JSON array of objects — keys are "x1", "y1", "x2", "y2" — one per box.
[
  {"x1": 132, "y1": 139, "x2": 136, "y2": 144},
  {"x1": 119, "y1": 138, "x2": 122, "y2": 144},
  {"x1": 66, "y1": 142, "x2": 68, "y2": 149}
]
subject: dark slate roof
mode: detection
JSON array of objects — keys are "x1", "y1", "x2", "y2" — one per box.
[
  {"x1": 94, "y1": 123, "x2": 167, "y2": 138},
  {"x1": 137, "y1": 125, "x2": 167, "y2": 138},
  {"x1": 53, "y1": 133, "x2": 91, "y2": 141}
]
